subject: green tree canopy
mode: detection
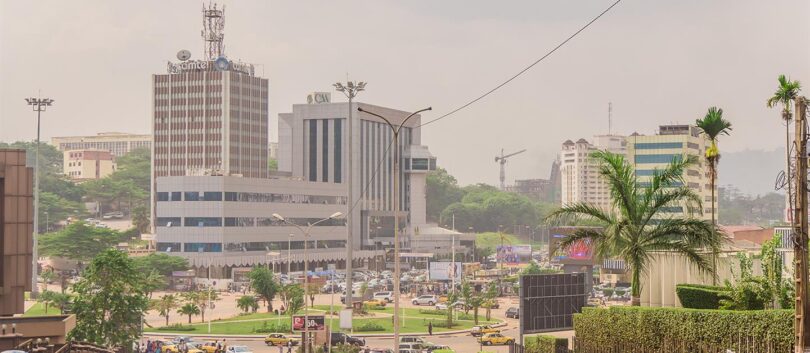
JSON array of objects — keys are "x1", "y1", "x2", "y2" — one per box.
[
  {"x1": 248, "y1": 266, "x2": 278, "y2": 312},
  {"x1": 426, "y1": 168, "x2": 465, "y2": 222},
  {"x1": 39, "y1": 221, "x2": 128, "y2": 262},
  {"x1": 131, "y1": 253, "x2": 189, "y2": 276},
  {"x1": 69, "y1": 249, "x2": 149, "y2": 348}
]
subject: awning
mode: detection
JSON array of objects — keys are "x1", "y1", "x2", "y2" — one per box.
[{"x1": 178, "y1": 249, "x2": 383, "y2": 268}]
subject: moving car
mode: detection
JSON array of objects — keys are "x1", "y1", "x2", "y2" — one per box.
[
  {"x1": 411, "y1": 295, "x2": 438, "y2": 306},
  {"x1": 505, "y1": 307, "x2": 519, "y2": 319},
  {"x1": 434, "y1": 303, "x2": 449, "y2": 310},
  {"x1": 364, "y1": 299, "x2": 387, "y2": 308},
  {"x1": 196, "y1": 342, "x2": 219, "y2": 353},
  {"x1": 423, "y1": 344, "x2": 452, "y2": 352},
  {"x1": 399, "y1": 337, "x2": 432, "y2": 346},
  {"x1": 227, "y1": 346, "x2": 252, "y2": 353},
  {"x1": 264, "y1": 333, "x2": 300, "y2": 346},
  {"x1": 398, "y1": 343, "x2": 423, "y2": 351},
  {"x1": 373, "y1": 291, "x2": 394, "y2": 303},
  {"x1": 470, "y1": 325, "x2": 500, "y2": 337},
  {"x1": 478, "y1": 333, "x2": 515, "y2": 346},
  {"x1": 331, "y1": 332, "x2": 365, "y2": 346},
  {"x1": 368, "y1": 349, "x2": 394, "y2": 353}
]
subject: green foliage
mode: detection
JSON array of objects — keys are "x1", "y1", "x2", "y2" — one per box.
[
  {"x1": 525, "y1": 335, "x2": 568, "y2": 353},
  {"x1": 39, "y1": 221, "x2": 128, "y2": 262},
  {"x1": 602, "y1": 288, "x2": 614, "y2": 298},
  {"x1": 354, "y1": 321, "x2": 385, "y2": 332},
  {"x1": 237, "y1": 295, "x2": 259, "y2": 313},
  {"x1": 719, "y1": 253, "x2": 770, "y2": 310},
  {"x1": 177, "y1": 303, "x2": 201, "y2": 324},
  {"x1": 156, "y1": 324, "x2": 194, "y2": 332},
  {"x1": 546, "y1": 151, "x2": 724, "y2": 305},
  {"x1": 132, "y1": 253, "x2": 189, "y2": 276},
  {"x1": 766, "y1": 74, "x2": 802, "y2": 116},
  {"x1": 181, "y1": 289, "x2": 219, "y2": 322},
  {"x1": 69, "y1": 249, "x2": 150, "y2": 348},
  {"x1": 762, "y1": 233, "x2": 792, "y2": 308},
  {"x1": 280, "y1": 284, "x2": 304, "y2": 315},
  {"x1": 132, "y1": 205, "x2": 150, "y2": 233},
  {"x1": 426, "y1": 167, "x2": 465, "y2": 222},
  {"x1": 440, "y1": 184, "x2": 554, "y2": 233},
  {"x1": 153, "y1": 294, "x2": 179, "y2": 326},
  {"x1": 574, "y1": 306, "x2": 792, "y2": 350},
  {"x1": 268, "y1": 158, "x2": 278, "y2": 172},
  {"x1": 248, "y1": 266, "x2": 278, "y2": 312},
  {"x1": 143, "y1": 270, "x2": 167, "y2": 298},
  {"x1": 253, "y1": 320, "x2": 290, "y2": 333},
  {"x1": 675, "y1": 284, "x2": 729, "y2": 309},
  {"x1": 718, "y1": 187, "x2": 785, "y2": 225},
  {"x1": 520, "y1": 262, "x2": 545, "y2": 276}
]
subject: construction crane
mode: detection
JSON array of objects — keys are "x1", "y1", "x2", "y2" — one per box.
[{"x1": 494, "y1": 148, "x2": 527, "y2": 190}]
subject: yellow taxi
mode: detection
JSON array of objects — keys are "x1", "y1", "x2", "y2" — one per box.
[
  {"x1": 363, "y1": 299, "x2": 387, "y2": 308},
  {"x1": 196, "y1": 342, "x2": 219, "y2": 353},
  {"x1": 264, "y1": 333, "x2": 300, "y2": 346},
  {"x1": 162, "y1": 342, "x2": 204, "y2": 353},
  {"x1": 470, "y1": 325, "x2": 500, "y2": 337},
  {"x1": 478, "y1": 333, "x2": 515, "y2": 346}
]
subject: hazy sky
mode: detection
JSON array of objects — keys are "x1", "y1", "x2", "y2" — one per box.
[{"x1": 2, "y1": 1, "x2": 808, "y2": 188}]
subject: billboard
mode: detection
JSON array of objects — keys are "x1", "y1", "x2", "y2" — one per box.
[
  {"x1": 496, "y1": 245, "x2": 532, "y2": 264},
  {"x1": 519, "y1": 273, "x2": 587, "y2": 334},
  {"x1": 292, "y1": 315, "x2": 325, "y2": 331},
  {"x1": 549, "y1": 227, "x2": 598, "y2": 265},
  {"x1": 429, "y1": 262, "x2": 462, "y2": 281}
]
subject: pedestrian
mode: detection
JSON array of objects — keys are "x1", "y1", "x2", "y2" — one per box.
[
  {"x1": 322, "y1": 342, "x2": 327, "y2": 352},
  {"x1": 428, "y1": 321, "x2": 433, "y2": 336},
  {"x1": 277, "y1": 344, "x2": 283, "y2": 353},
  {"x1": 286, "y1": 345, "x2": 292, "y2": 353}
]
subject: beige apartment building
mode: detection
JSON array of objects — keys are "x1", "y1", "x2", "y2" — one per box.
[
  {"x1": 63, "y1": 149, "x2": 116, "y2": 181},
  {"x1": 51, "y1": 132, "x2": 151, "y2": 157},
  {"x1": 559, "y1": 134, "x2": 626, "y2": 211}
]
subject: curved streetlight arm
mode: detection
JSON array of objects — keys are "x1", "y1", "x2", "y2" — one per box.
[{"x1": 357, "y1": 107, "x2": 432, "y2": 135}]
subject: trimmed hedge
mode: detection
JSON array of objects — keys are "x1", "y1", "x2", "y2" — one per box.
[
  {"x1": 573, "y1": 306, "x2": 792, "y2": 350},
  {"x1": 675, "y1": 284, "x2": 730, "y2": 309},
  {"x1": 525, "y1": 335, "x2": 567, "y2": 353}
]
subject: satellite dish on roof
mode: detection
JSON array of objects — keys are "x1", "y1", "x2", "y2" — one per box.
[{"x1": 177, "y1": 50, "x2": 191, "y2": 61}]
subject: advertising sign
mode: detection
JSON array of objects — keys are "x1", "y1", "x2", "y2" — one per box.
[
  {"x1": 292, "y1": 315, "x2": 325, "y2": 331},
  {"x1": 496, "y1": 245, "x2": 532, "y2": 264},
  {"x1": 520, "y1": 273, "x2": 586, "y2": 334},
  {"x1": 428, "y1": 262, "x2": 462, "y2": 281},
  {"x1": 339, "y1": 309, "x2": 353, "y2": 329},
  {"x1": 549, "y1": 227, "x2": 598, "y2": 265}
]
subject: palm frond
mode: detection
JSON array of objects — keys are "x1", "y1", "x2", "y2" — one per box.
[
  {"x1": 695, "y1": 107, "x2": 732, "y2": 140},
  {"x1": 591, "y1": 150, "x2": 639, "y2": 220},
  {"x1": 545, "y1": 202, "x2": 615, "y2": 226}
]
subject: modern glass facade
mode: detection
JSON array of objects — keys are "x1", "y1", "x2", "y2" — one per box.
[
  {"x1": 634, "y1": 142, "x2": 683, "y2": 149},
  {"x1": 635, "y1": 154, "x2": 683, "y2": 164}
]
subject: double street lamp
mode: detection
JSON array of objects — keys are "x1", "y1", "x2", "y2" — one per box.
[
  {"x1": 272, "y1": 212, "x2": 343, "y2": 353},
  {"x1": 25, "y1": 96, "x2": 54, "y2": 299},
  {"x1": 356, "y1": 106, "x2": 431, "y2": 352}
]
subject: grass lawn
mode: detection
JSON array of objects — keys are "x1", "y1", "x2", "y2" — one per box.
[
  {"x1": 475, "y1": 232, "x2": 542, "y2": 251},
  {"x1": 211, "y1": 308, "x2": 322, "y2": 323},
  {"x1": 23, "y1": 302, "x2": 61, "y2": 317}
]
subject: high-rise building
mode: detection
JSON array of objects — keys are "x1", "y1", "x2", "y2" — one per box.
[
  {"x1": 63, "y1": 149, "x2": 116, "y2": 181},
  {"x1": 626, "y1": 125, "x2": 714, "y2": 220},
  {"x1": 559, "y1": 134, "x2": 626, "y2": 210},
  {"x1": 51, "y1": 132, "x2": 151, "y2": 157},
  {"x1": 0, "y1": 149, "x2": 33, "y2": 315}
]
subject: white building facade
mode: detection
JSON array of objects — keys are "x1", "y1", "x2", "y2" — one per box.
[{"x1": 559, "y1": 135, "x2": 626, "y2": 210}]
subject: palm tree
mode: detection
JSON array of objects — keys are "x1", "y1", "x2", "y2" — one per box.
[
  {"x1": 767, "y1": 74, "x2": 802, "y2": 217},
  {"x1": 237, "y1": 295, "x2": 259, "y2": 313},
  {"x1": 177, "y1": 303, "x2": 201, "y2": 324},
  {"x1": 695, "y1": 107, "x2": 732, "y2": 284},
  {"x1": 153, "y1": 294, "x2": 179, "y2": 326},
  {"x1": 546, "y1": 151, "x2": 724, "y2": 306}
]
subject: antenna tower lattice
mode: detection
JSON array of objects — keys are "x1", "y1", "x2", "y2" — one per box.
[{"x1": 201, "y1": 2, "x2": 225, "y2": 60}]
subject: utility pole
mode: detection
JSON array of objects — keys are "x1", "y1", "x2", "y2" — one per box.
[
  {"x1": 25, "y1": 96, "x2": 53, "y2": 299},
  {"x1": 794, "y1": 96, "x2": 809, "y2": 353}
]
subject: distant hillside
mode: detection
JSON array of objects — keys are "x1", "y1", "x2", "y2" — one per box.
[{"x1": 718, "y1": 148, "x2": 785, "y2": 197}]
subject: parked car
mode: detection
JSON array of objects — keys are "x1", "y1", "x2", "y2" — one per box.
[
  {"x1": 398, "y1": 343, "x2": 423, "y2": 351},
  {"x1": 411, "y1": 295, "x2": 438, "y2": 306},
  {"x1": 470, "y1": 325, "x2": 500, "y2": 337},
  {"x1": 264, "y1": 333, "x2": 300, "y2": 346},
  {"x1": 398, "y1": 337, "x2": 432, "y2": 346},
  {"x1": 434, "y1": 303, "x2": 448, "y2": 310},
  {"x1": 373, "y1": 291, "x2": 394, "y2": 303},
  {"x1": 331, "y1": 332, "x2": 365, "y2": 346},
  {"x1": 505, "y1": 307, "x2": 519, "y2": 319},
  {"x1": 422, "y1": 343, "x2": 450, "y2": 352},
  {"x1": 227, "y1": 346, "x2": 253, "y2": 353},
  {"x1": 478, "y1": 333, "x2": 514, "y2": 346},
  {"x1": 368, "y1": 349, "x2": 393, "y2": 353}
]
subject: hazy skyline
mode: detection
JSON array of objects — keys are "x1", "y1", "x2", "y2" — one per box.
[{"x1": 2, "y1": 0, "x2": 808, "y2": 189}]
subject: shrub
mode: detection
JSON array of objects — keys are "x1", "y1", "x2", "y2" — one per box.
[
  {"x1": 425, "y1": 319, "x2": 456, "y2": 328},
  {"x1": 354, "y1": 321, "x2": 385, "y2": 332},
  {"x1": 573, "y1": 306, "x2": 792, "y2": 351},
  {"x1": 525, "y1": 335, "x2": 568, "y2": 353},
  {"x1": 156, "y1": 324, "x2": 194, "y2": 331},
  {"x1": 253, "y1": 320, "x2": 291, "y2": 333},
  {"x1": 420, "y1": 309, "x2": 446, "y2": 315},
  {"x1": 675, "y1": 284, "x2": 730, "y2": 309},
  {"x1": 602, "y1": 288, "x2": 614, "y2": 297}
]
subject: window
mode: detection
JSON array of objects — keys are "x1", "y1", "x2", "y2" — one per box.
[
  {"x1": 323, "y1": 119, "x2": 329, "y2": 182},
  {"x1": 184, "y1": 217, "x2": 222, "y2": 227},
  {"x1": 659, "y1": 207, "x2": 684, "y2": 213},
  {"x1": 157, "y1": 242, "x2": 181, "y2": 252},
  {"x1": 157, "y1": 192, "x2": 169, "y2": 201},
  {"x1": 635, "y1": 169, "x2": 657, "y2": 176},
  {"x1": 634, "y1": 142, "x2": 683, "y2": 150},
  {"x1": 334, "y1": 119, "x2": 342, "y2": 183},
  {"x1": 411, "y1": 158, "x2": 429, "y2": 170},
  {"x1": 309, "y1": 119, "x2": 317, "y2": 182},
  {"x1": 203, "y1": 192, "x2": 223, "y2": 201},
  {"x1": 225, "y1": 217, "x2": 255, "y2": 227},
  {"x1": 184, "y1": 192, "x2": 201, "y2": 201},
  {"x1": 183, "y1": 243, "x2": 222, "y2": 252},
  {"x1": 156, "y1": 217, "x2": 181, "y2": 227},
  {"x1": 634, "y1": 154, "x2": 682, "y2": 164},
  {"x1": 225, "y1": 192, "x2": 238, "y2": 201},
  {"x1": 687, "y1": 142, "x2": 700, "y2": 150}
]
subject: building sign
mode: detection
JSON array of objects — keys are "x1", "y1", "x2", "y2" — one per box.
[
  {"x1": 307, "y1": 92, "x2": 331, "y2": 104},
  {"x1": 496, "y1": 245, "x2": 532, "y2": 265},
  {"x1": 429, "y1": 262, "x2": 462, "y2": 281},
  {"x1": 167, "y1": 57, "x2": 255, "y2": 76},
  {"x1": 167, "y1": 60, "x2": 209, "y2": 74},
  {"x1": 292, "y1": 315, "x2": 325, "y2": 331}
]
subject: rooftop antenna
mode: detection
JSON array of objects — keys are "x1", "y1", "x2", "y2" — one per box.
[
  {"x1": 201, "y1": 1, "x2": 225, "y2": 60},
  {"x1": 608, "y1": 101, "x2": 612, "y2": 135}
]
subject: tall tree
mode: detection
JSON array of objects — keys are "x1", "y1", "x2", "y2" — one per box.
[
  {"x1": 248, "y1": 266, "x2": 278, "y2": 312},
  {"x1": 39, "y1": 221, "x2": 126, "y2": 263},
  {"x1": 153, "y1": 294, "x2": 179, "y2": 326},
  {"x1": 460, "y1": 281, "x2": 473, "y2": 315},
  {"x1": 132, "y1": 253, "x2": 190, "y2": 276},
  {"x1": 426, "y1": 168, "x2": 466, "y2": 222},
  {"x1": 181, "y1": 289, "x2": 218, "y2": 323},
  {"x1": 143, "y1": 270, "x2": 166, "y2": 299},
  {"x1": 483, "y1": 281, "x2": 499, "y2": 321},
  {"x1": 279, "y1": 284, "x2": 304, "y2": 315},
  {"x1": 237, "y1": 295, "x2": 259, "y2": 313},
  {"x1": 695, "y1": 106, "x2": 732, "y2": 284},
  {"x1": 177, "y1": 303, "x2": 201, "y2": 324},
  {"x1": 766, "y1": 74, "x2": 802, "y2": 217},
  {"x1": 69, "y1": 249, "x2": 150, "y2": 348},
  {"x1": 546, "y1": 151, "x2": 724, "y2": 306}
]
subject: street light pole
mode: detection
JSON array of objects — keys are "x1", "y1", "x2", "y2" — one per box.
[
  {"x1": 357, "y1": 106, "x2": 431, "y2": 352},
  {"x1": 25, "y1": 96, "x2": 54, "y2": 299},
  {"x1": 334, "y1": 81, "x2": 365, "y2": 308},
  {"x1": 273, "y1": 212, "x2": 343, "y2": 353},
  {"x1": 288, "y1": 233, "x2": 293, "y2": 275}
]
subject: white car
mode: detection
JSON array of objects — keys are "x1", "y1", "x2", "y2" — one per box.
[
  {"x1": 434, "y1": 303, "x2": 448, "y2": 310},
  {"x1": 411, "y1": 295, "x2": 438, "y2": 306},
  {"x1": 373, "y1": 291, "x2": 394, "y2": 303},
  {"x1": 228, "y1": 346, "x2": 252, "y2": 353}
]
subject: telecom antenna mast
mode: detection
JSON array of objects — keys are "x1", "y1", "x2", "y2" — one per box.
[
  {"x1": 495, "y1": 148, "x2": 527, "y2": 190},
  {"x1": 201, "y1": 2, "x2": 225, "y2": 60}
]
